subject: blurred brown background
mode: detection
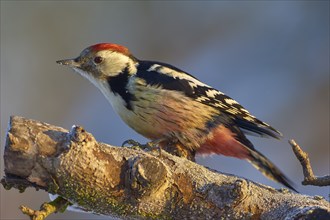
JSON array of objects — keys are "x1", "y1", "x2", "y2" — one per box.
[{"x1": 1, "y1": 1, "x2": 329, "y2": 219}]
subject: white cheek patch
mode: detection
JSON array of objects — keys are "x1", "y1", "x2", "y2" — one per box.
[{"x1": 96, "y1": 51, "x2": 136, "y2": 77}]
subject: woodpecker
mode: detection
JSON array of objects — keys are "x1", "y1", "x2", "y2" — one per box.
[{"x1": 57, "y1": 43, "x2": 296, "y2": 191}]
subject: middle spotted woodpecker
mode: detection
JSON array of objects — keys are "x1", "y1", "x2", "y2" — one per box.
[{"x1": 57, "y1": 43, "x2": 296, "y2": 191}]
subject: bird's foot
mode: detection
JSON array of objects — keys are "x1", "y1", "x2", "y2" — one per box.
[
  {"x1": 122, "y1": 139, "x2": 145, "y2": 150},
  {"x1": 122, "y1": 139, "x2": 160, "y2": 151}
]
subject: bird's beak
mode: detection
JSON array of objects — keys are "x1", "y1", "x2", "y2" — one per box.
[{"x1": 56, "y1": 58, "x2": 81, "y2": 68}]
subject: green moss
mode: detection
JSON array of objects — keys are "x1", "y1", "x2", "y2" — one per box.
[
  {"x1": 53, "y1": 175, "x2": 173, "y2": 219},
  {"x1": 47, "y1": 177, "x2": 60, "y2": 194}
]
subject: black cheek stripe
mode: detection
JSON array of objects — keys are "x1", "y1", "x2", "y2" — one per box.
[{"x1": 107, "y1": 67, "x2": 136, "y2": 110}]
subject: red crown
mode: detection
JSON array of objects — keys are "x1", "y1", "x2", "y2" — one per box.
[{"x1": 90, "y1": 43, "x2": 130, "y2": 55}]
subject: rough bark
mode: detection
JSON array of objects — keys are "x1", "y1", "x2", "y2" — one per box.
[{"x1": 1, "y1": 116, "x2": 329, "y2": 220}]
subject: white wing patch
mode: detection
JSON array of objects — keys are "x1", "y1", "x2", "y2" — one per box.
[
  {"x1": 206, "y1": 89, "x2": 223, "y2": 98},
  {"x1": 240, "y1": 108, "x2": 250, "y2": 113},
  {"x1": 226, "y1": 108, "x2": 241, "y2": 114},
  {"x1": 152, "y1": 65, "x2": 211, "y2": 89},
  {"x1": 224, "y1": 98, "x2": 239, "y2": 105},
  {"x1": 188, "y1": 81, "x2": 199, "y2": 89},
  {"x1": 214, "y1": 102, "x2": 228, "y2": 108},
  {"x1": 196, "y1": 96, "x2": 211, "y2": 102},
  {"x1": 243, "y1": 115, "x2": 256, "y2": 122},
  {"x1": 147, "y1": 64, "x2": 161, "y2": 72}
]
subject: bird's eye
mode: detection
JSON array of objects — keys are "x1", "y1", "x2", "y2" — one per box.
[{"x1": 93, "y1": 56, "x2": 103, "y2": 64}]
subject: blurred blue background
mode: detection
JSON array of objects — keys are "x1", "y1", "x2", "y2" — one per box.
[{"x1": 1, "y1": 1, "x2": 329, "y2": 219}]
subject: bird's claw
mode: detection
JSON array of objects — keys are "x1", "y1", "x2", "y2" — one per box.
[
  {"x1": 122, "y1": 139, "x2": 157, "y2": 151},
  {"x1": 122, "y1": 139, "x2": 141, "y2": 147}
]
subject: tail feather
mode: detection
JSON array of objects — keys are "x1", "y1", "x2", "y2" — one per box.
[
  {"x1": 199, "y1": 124, "x2": 297, "y2": 191},
  {"x1": 245, "y1": 147, "x2": 297, "y2": 192}
]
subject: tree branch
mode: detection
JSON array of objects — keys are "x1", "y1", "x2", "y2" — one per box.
[
  {"x1": 1, "y1": 116, "x2": 329, "y2": 220},
  {"x1": 289, "y1": 139, "x2": 330, "y2": 186}
]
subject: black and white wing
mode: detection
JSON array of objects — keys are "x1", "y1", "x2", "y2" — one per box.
[{"x1": 136, "y1": 61, "x2": 282, "y2": 139}]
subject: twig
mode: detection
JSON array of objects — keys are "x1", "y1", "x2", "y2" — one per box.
[
  {"x1": 289, "y1": 139, "x2": 330, "y2": 186},
  {"x1": 20, "y1": 197, "x2": 71, "y2": 220}
]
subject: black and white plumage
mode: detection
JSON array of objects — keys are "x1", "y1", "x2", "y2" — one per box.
[
  {"x1": 57, "y1": 43, "x2": 296, "y2": 192},
  {"x1": 136, "y1": 61, "x2": 282, "y2": 139}
]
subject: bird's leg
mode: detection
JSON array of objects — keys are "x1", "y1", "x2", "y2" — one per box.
[
  {"x1": 145, "y1": 139, "x2": 165, "y2": 157},
  {"x1": 121, "y1": 138, "x2": 164, "y2": 152}
]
